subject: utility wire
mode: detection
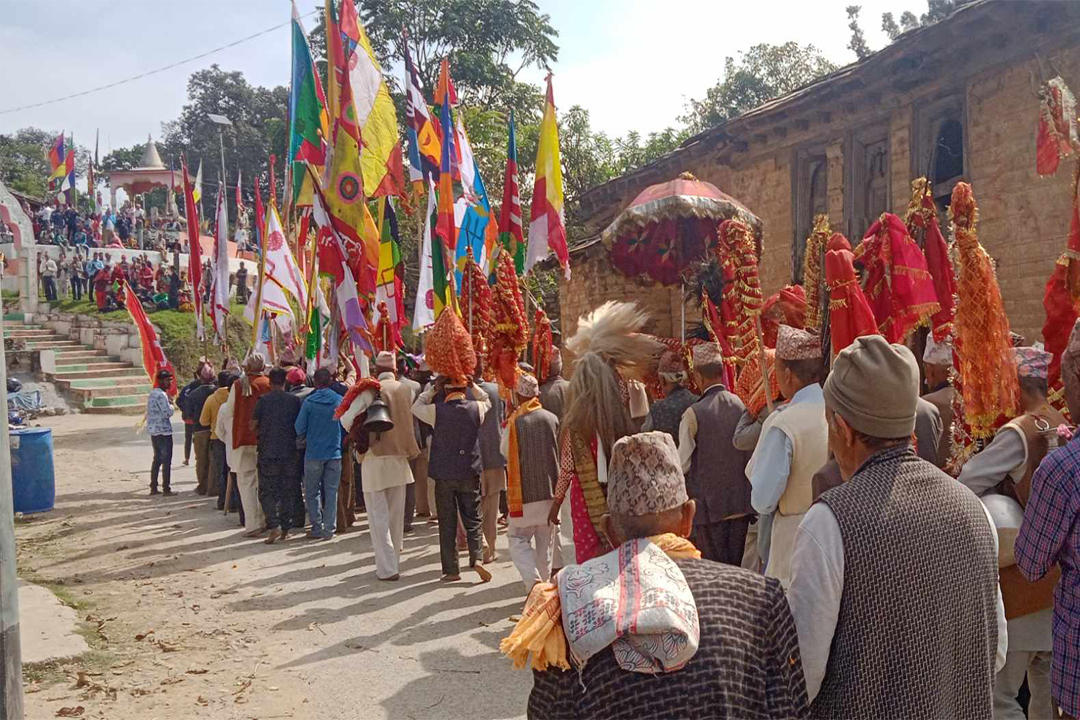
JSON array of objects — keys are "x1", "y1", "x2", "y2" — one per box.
[{"x1": 0, "y1": 10, "x2": 319, "y2": 115}]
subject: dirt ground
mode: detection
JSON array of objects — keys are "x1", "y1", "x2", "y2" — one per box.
[{"x1": 16, "y1": 412, "x2": 532, "y2": 720}]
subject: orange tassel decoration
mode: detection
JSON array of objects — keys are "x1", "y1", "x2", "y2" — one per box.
[
  {"x1": 486, "y1": 251, "x2": 530, "y2": 391},
  {"x1": 716, "y1": 218, "x2": 764, "y2": 365},
  {"x1": 532, "y1": 308, "x2": 554, "y2": 384},
  {"x1": 802, "y1": 214, "x2": 830, "y2": 332},
  {"x1": 950, "y1": 182, "x2": 1019, "y2": 441},
  {"x1": 425, "y1": 310, "x2": 477, "y2": 386},
  {"x1": 459, "y1": 247, "x2": 493, "y2": 369}
]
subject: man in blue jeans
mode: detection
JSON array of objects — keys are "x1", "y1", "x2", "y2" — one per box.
[{"x1": 294, "y1": 367, "x2": 344, "y2": 540}]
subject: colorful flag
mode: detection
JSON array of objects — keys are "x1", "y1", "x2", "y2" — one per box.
[
  {"x1": 526, "y1": 76, "x2": 570, "y2": 277},
  {"x1": 322, "y1": 116, "x2": 380, "y2": 298},
  {"x1": 403, "y1": 34, "x2": 440, "y2": 187},
  {"x1": 289, "y1": 0, "x2": 329, "y2": 202},
  {"x1": 244, "y1": 265, "x2": 294, "y2": 322},
  {"x1": 338, "y1": 0, "x2": 402, "y2": 197},
  {"x1": 453, "y1": 115, "x2": 497, "y2": 280},
  {"x1": 412, "y1": 182, "x2": 437, "y2": 330},
  {"x1": 434, "y1": 60, "x2": 456, "y2": 253},
  {"x1": 86, "y1": 160, "x2": 96, "y2": 213},
  {"x1": 46, "y1": 131, "x2": 65, "y2": 181},
  {"x1": 499, "y1": 109, "x2": 526, "y2": 274},
  {"x1": 262, "y1": 202, "x2": 307, "y2": 311},
  {"x1": 181, "y1": 156, "x2": 204, "y2": 340},
  {"x1": 210, "y1": 183, "x2": 231, "y2": 344},
  {"x1": 254, "y1": 174, "x2": 266, "y2": 251},
  {"x1": 375, "y1": 197, "x2": 404, "y2": 337},
  {"x1": 235, "y1": 168, "x2": 245, "y2": 218},
  {"x1": 124, "y1": 281, "x2": 176, "y2": 397},
  {"x1": 192, "y1": 160, "x2": 204, "y2": 205}
]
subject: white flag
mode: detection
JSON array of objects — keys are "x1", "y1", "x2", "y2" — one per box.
[
  {"x1": 210, "y1": 183, "x2": 231, "y2": 344},
  {"x1": 262, "y1": 203, "x2": 307, "y2": 311},
  {"x1": 192, "y1": 160, "x2": 204, "y2": 204},
  {"x1": 412, "y1": 186, "x2": 437, "y2": 331}
]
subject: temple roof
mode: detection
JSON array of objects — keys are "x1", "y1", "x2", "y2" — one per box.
[{"x1": 137, "y1": 135, "x2": 165, "y2": 170}]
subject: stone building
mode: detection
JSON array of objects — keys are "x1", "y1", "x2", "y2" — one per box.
[{"x1": 560, "y1": 0, "x2": 1080, "y2": 344}]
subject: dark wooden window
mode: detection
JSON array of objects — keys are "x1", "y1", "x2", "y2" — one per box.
[
  {"x1": 849, "y1": 134, "x2": 889, "y2": 242},
  {"x1": 792, "y1": 153, "x2": 828, "y2": 284}
]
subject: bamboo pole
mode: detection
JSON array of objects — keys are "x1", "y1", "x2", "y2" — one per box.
[
  {"x1": 249, "y1": 201, "x2": 270, "y2": 350},
  {"x1": 754, "y1": 314, "x2": 774, "y2": 414}
]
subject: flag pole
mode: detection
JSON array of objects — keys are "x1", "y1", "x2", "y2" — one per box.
[{"x1": 250, "y1": 201, "x2": 270, "y2": 349}]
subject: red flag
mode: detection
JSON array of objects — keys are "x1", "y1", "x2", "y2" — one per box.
[
  {"x1": 124, "y1": 282, "x2": 176, "y2": 397},
  {"x1": 181, "y1": 155, "x2": 204, "y2": 340},
  {"x1": 254, "y1": 174, "x2": 266, "y2": 244}
]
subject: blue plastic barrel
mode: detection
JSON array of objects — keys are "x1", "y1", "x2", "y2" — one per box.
[{"x1": 10, "y1": 427, "x2": 55, "y2": 514}]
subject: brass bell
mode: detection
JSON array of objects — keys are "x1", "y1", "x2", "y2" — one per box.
[{"x1": 363, "y1": 392, "x2": 394, "y2": 433}]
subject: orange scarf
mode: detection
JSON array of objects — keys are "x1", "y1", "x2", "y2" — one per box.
[
  {"x1": 506, "y1": 398, "x2": 542, "y2": 517},
  {"x1": 500, "y1": 533, "x2": 700, "y2": 672}
]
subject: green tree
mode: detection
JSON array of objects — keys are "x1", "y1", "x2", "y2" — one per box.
[
  {"x1": 881, "y1": 1, "x2": 971, "y2": 43},
  {"x1": 846, "y1": 6, "x2": 872, "y2": 60},
  {"x1": 681, "y1": 43, "x2": 837, "y2": 133},
  {"x1": 613, "y1": 127, "x2": 689, "y2": 176}
]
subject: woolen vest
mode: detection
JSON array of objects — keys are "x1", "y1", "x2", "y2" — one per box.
[
  {"x1": 687, "y1": 386, "x2": 752, "y2": 524},
  {"x1": 648, "y1": 386, "x2": 700, "y2": 441},
  {"x1": 428, "y1": 399, "x2": 482, "y2": 481},
  {"x1": 231, "y1": 375, "x2": 271, "y2": 449},
  {"x1": 813, "y1": 446, "x2": 998, "y2": 720},
  {"x1": 748, "y1": 398, "x2": 828, "y2": 516},
  {"x1": 368, "y1": 377, "x2": 421, "y2": 459},
  {"x1": 513, "y1": 407, "x2": 560, "y2": 504}
]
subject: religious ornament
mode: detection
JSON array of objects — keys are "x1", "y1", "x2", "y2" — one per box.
[
  {"x1": 801, "y1": 214, "x2": 831, "y2": 332},
  {"x1": 1036, "y1": 76, "x2": 1080, "y2": 177},
  {"x1": 486, "y1": 251, "x2": 530, "y2": 392},
  {"x1": 459, "y1": 247, "x2": 493, "y2": 373},
  {"x1": 904, "y1": 178, "x2": 956, "y2": 341}
]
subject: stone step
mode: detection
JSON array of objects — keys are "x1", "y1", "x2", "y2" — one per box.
[
  {"x1": 4, "y1": 329, "x2": 57, "y2": 339},
  {"x1": 51, "y1": 349, "x2": 109, "y2": 359},
  {"x1": 83, "y1": 395, "x2": 149, "y2": 415},
  {"x1": 68, "y1": 382, "x2": 153, "y2": 400},
  {"x1": 23, "y1": 340, "x2": 81, "y2": 350},
  {"x1": 52, "y1": 361, "x2": 135, "y2": 372},
  {"x1": 48, "y1": 367, "x2": 148, "y2": 381}
]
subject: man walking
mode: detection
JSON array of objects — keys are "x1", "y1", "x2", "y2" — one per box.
[
  {"x1": 677, "y1": 341, "x2": 753, "y2": 565},
  {"x1": 295, "y1": 368, "x2": 344, "y2": 540},
  {"x1": 338, "y1": 352, "x2": 420, "y2": 580},
  {"x1": 412, "y1": 377, "x2": 493, "y2": 582},
  {"x1": 477, "y1": 369, "x2": 507, "y2": 563},
  {"x1": 787, "y1": 335, "x2": 1005, "y2": 717},
  {"x1": 200, "y1": 371, "x2": 236, "y2": 506},
  {"x1": 537, "y1": 351, "x2": 569, "y2": 420},
  {"x1": 146, "y1": 369, "x2": 175, "y2": 496},
  {"x1": 747, "y1": 325, "x2": 828, "y2": 587},
  {"x1": 644, "y1": 350, "x2": 699, "y2": 440},
  {"x1": 228, "y1": 354, "x2": 270, "y2": 536},
  {"x1": 186, "y1": 364, "x2": 216, "y2": 495},
  {"x1": 253, "y1": 367, "x2": 303, "y2": 544},
  {"x1": 501, "y1": 374, "x2": 559, "y2": 591}
]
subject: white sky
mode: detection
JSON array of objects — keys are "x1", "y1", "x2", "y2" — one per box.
[{"x1": 0, "y1": 0, "x2": 927, "y2": 178}]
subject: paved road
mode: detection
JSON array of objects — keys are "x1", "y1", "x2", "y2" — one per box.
[{"x1": 18, "y1": 413, "x2": 532, "y2": 720}]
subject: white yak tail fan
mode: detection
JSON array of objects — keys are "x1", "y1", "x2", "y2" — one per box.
[{"x1": 565, "y1": 301, "x2": 663, "y2": 379}]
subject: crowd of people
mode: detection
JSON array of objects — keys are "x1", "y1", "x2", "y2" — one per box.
[{"x1": 37, "y1": 248, "x2": 193, "y2": 313}]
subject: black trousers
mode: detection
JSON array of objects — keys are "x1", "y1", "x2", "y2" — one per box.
[
  {"x1": 150, "y1": 434, "x2": 173, "y2": 491},
  {"x1": 258, "y1": 457, "x2": 301, "y2": 531},
  {"x1": 433, "y1": 477, "x2": 482, "y2": 576},
  {"x1": 210, "y1": 438, "x2": 244, "y2": 524},
  {"x1": 183, "y1": 423, "x2": 195, "y2": 462},
  {"x1": 42, "y1": 276, "x2": 57, "y2": 302},
  {"x1": 70, "y1": 276, "x2": 82, "y2": 300},
  {"x1": 403, "y1": 483, "x2": 416, "y2": 531},
  {"x1": 691, "y1": 517, "x2": 752, "y2": 566}
]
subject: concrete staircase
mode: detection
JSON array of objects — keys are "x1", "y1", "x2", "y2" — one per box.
[{"x1": 5, "y1": 321, "x2": 150, "y2": 415}]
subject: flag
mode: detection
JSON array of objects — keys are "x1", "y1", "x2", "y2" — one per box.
[
  {"x1": 289, "y1": 0, "x2": 329, "y2": 202},
  {"x1": 526, "y1": 75, "x2": 570, "y2": 277},
  {"x1": 453, "y1": 115, "x2": 497, "y2": 281},
  {"x1": 254, "y1": 174, "x2": 266, "y2": 252},
  {"x1": 435, "y1": 60, "x2": 456, "y2": 253},
  {"x1": 375, "y1": 197, "x2": 404, "y2": 339},
  {"x1": 124, "y1": 282, "x2": 176, "y2": 397},
  {"x1": 244, "y1": 266, "x2": 294, "y2": 322},
  {"x1": 322, "y1": 116, "x2": 380, "y2": 298},
  {"x1": 305, "y1": 293, "x2": 323, "y2": 360},
  {"x1": 235, "y1": 168, "x2": 245, "y2": 218},
  {"x1": 338, "y1": 0, "x2": 402, "y2": 197},
  {"x1": 262, "y1": 202, "x2": 307, "y2": 310},
  {"x1": 192, "y1": 160, "x2": 204, "y2": 204},
  {"x1": 431, "y1": 189, "x2": 453, "y2": 320},
  {"x1": 210, "y1": 183, "x2": 231, "y2": 344},
  {"x1": 308, "y1": 164, "x2": 372, "y2": 353},
  {"x1": 403, "y1": 34, "x2": 440, "y2": 187},
  {"x1": 413, "y1": 183, "x2": 437, "y2": 330},
  {"x1": 58, "y1": 133, "x2": 76, "y2": 200},
  {"x1": 46, "y1": 131, "x2": 65, "y2": 182},
  {"x1": 499, "y1": 109, "x2": 526, "y2": 274},
  {"x1": 181, "y1": 156, "x2": 204, "y2": 340},
  {"x1": 87, "y1": 160, "x2": 96, "y2": 213}
]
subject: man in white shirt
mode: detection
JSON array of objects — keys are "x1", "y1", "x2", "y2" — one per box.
[{"x1": 787, "y1": 334, "x2": 1006, "y2": 718}]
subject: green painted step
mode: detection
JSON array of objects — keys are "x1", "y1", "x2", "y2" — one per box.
[
  {"x1": 53, "y1": 362, "x2": 133, "y2": 372},
  {"x1": 83, "y1": 395, "x2": 149, "y2": 416},
  {"x1": 67, "y1": 377, "x2": 148, "y2": 389},
  {"x1": 69, "y1": 383, "x2": 152, "y2": 400},
  {"x1": 49, "y1": 367, "x2": 147, "y2": 380},
  {"x1": 85, "y1": 394, "x2": 148, "y2": 407},
  {"x1": 24, "y1": 341, "x2": 81, "y2": 349}
]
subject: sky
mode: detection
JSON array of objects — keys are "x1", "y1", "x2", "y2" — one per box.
[{"x1": 1, "y1": 0, "x2": 928, "y2": 171}]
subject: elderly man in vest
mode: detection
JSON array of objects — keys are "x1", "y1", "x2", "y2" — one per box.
[
  {"x1": 224, "y1": 353, "x2": 270, "y2": 536},
  {"x1": 476, "y1": 368, "x2": 507, "y2": 564},
  {"x1": 538, "y1": 350, "x2": 569, "y2": 421},
  {"x1": 412, "y1": 376, "x2": 493, "y2": 583},
  {"x1": 501, "y1": 373, "x2": 560, "y2": 591},
  {"x1": 746, "y1": 326, "x2": 827, "y2": 587},
  {"x1": 338, "y1": 352, "x2": 420, "y2": 581},
  {"x1": 644, "y1": 350, "x2": 699, "y2": 441},
  {"x1": 788, "y1": 334, "x2": 1006, "y2": 718},
  {"x1": 676, "y1": 341, "x2": 751, "y2": 565},
  {"x1": 957, "y1": 346, "x2": 1062, "y2": 720}
]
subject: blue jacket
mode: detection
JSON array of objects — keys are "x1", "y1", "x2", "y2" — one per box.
[{"x1": 294, "y1": 388, "x2": 344, "y2": 461}]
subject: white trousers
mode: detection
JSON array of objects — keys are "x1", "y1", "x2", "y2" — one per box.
[
  {"x1": 551, "y1": 500, "x2": 575, "y2": 568},
  {"x1": 235, "y1": 446, "x2": 264, "y2": 532},
  {"x1": 508, "y1": 524, "x2": 553, "y2": 591},
  {"x1": 994, "y1": 650, "x2": 1053, "y2": 720},
  {"x1": 364, "y1": 485, "x2": 407, "y2": 579}
]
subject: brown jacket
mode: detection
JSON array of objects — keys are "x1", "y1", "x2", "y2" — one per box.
[{"x1": 368, "y1": 374, "x2": 420, "y2": 459}]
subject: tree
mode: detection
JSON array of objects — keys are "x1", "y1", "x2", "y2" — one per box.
[
  {"x1": 846, "y1": 5, "x2": 872, "y2": 60},
  {"x1": 613, "y1": 127, "x2": 690, "y2": 177},
  {"x1": 681, "y1": 43, "x2": 838, "y2": 133},
  {"x1": 881, "y1": 1, "x2": 971, "y2": 43},
  {"x1": 0, "y1": 127, "x2": 91, "y2": 200}
]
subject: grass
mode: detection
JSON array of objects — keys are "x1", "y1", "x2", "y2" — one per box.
[{"x1": 49, "y1": 298, "x2": 252, "y2": 378}]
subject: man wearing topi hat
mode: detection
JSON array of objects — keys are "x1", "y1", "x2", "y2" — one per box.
[
  {"x1": 957, "y1": 345, "x2": 1063, "y2": 720},
  {"x1": 518, "y1": 431, "x2": 808, "y2": 718},
  {"x1": 787, "y1": 335, "x2": 1005, "y2": 718},
  {"x1": 676, "y1": 341, "x2": 750, "y2": 565},
  {"x1": 746, "y1": 325, "x2": 828, "y2": 587}
]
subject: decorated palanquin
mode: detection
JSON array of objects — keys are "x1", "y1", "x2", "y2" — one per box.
[{"x1": 904, "y1": 178, "x2": 956, "y2": 341}]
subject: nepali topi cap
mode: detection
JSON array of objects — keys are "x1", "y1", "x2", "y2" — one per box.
[
  {"x1": 776, "y1": 325, "x2": 821, "y2": 361},
  {"x1": 516, "y1": 373, "x2": 540, "y2": 398},
  {"x1": 691, "y1": 342, "x2": 723, "y2": 368},
  {"x1": 1014, "y1": 347, "x2": 1051, "y2": 380},
  {"x1": 607, "y1": 432, "x2": 688, "y2": 517}
]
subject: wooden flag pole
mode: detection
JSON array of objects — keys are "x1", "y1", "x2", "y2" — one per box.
[
  {"x1": 249, "y1": 203, "x2": 270, "y2": 350},
  {"x1": 754, "y1": 314, "x2": 774, "y2": 414}
]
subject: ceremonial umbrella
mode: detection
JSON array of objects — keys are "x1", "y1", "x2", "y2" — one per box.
[{"x1": 601, "y1": 172, "x2": 763, "y2": 287}]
